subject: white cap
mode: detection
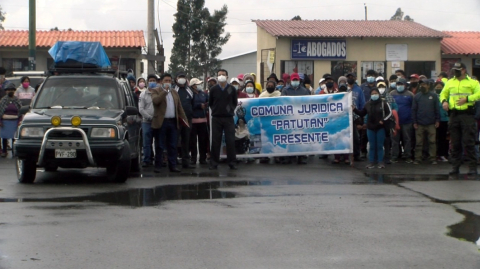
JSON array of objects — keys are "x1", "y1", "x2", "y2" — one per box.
[
  {"x1": 376, "y1": 76, "x2": 384, "y2": 82},
  {"x1": 318, "y1": 78, "x2": 325, "y2": 84},
  {"x1": 189, "y1": 78, "x2": 203, "y2": 85},
  {"x1": 230, "y1": 78, "x2": 240, "y2": 84}
]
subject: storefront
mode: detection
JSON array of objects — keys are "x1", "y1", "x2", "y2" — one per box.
[{"x1": 255, "y1": 20, "x2": 445, "y2": 86}]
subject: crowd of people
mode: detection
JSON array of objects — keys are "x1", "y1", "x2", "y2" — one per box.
[{"x1": 0, "y1": 62, "x2": 479, "y2": 176}]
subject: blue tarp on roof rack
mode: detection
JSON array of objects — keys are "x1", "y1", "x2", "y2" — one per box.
[{"x1": 48, "y1": 41, "x2": 111, "y2": 68}]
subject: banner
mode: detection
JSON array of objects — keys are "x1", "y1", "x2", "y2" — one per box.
[
  {"x1": 291, "y1": 39, "x2": 347, "y2": 60},
  {"x1": 219, "y1": 92, "x2": 353, "y2": 158}
]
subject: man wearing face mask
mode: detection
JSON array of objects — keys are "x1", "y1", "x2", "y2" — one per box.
[
  {"x1": 361, "y1": 70, "x2": 377, "y2": 101},
  {"x1": 318, "y1": 75, "x2": 337, "y2": 94},
  {"x1": 138, "y1": 74, "x2": 159, "y2": 167},
  {"x1": 390, "y1": 78, "x2": 415, "y2": 163},
  {"x1": 151, "y1": 73, "x2": 188, "y2": 173},
  {"x1": 209, "y1": 69, "x2": 238, "y2": 170},
  {"x1": 174, "y1": 72, "x2": 195, "y2": 169},
  {"x1": 314, "y1": 78, "x2": 326, "y2": 94},
  {"x1": 189, "y1": 78, "x2": 209, "y2": 165},
  {"x1": 346, "y1": 72, "x2": 366, "y2": 162},
  {"x1": 412, "y1": 79, "x2": 439, "y2": 165},
  {"x1": 408, "y1": 74, "x2": 420, "y2": 94},
  {"x1": 281, "y1": 72, "x2": 311, "y2": 164},
  {"x1": 440, "y1": 62, "x2": 480, "y2": 175},
  {"x1": 389, "y1": 75, "x2": 398, "y2": 91}
]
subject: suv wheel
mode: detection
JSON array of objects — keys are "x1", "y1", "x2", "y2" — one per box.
[
  {"x1": 131, "y1": 136, "x2": 142, "y2": 172},
  {"x1": 16, "y1": 158, "x2": 37, "y2": 183},
  {"x1": 107, "y1": 141, "x2": 131, "y2": 183}
]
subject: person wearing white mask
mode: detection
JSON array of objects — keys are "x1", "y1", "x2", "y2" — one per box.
[
  {"x1": 208, "y1": 69, "x2": 238, "y2": 170},
  {"x1": 230, "y1": 78, "x2": 248, "y2": 98},
  {"x1": 189, "y1": 78, "x2": 209, "y2": 165},
  {"x1": 314, "y1": 78, "x2": 326, "y2": 94},
  {"x1": 244, "y1": 80, "x2": 258, "y2": 98},
  {"x1": 174, "y1": 72, "x2": 195, "y2": 169}
]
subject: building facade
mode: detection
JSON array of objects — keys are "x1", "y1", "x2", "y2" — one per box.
[
  {"x1": 255, "y1": 20, "x2": 446, "y2": 87},
  {"x1": 0, "y1": 30, "x2": 146, "y2": 76},
  {"x1": 219, "y1": 50, "x2": 256, "y2": 78},
  {"x1": 441, "y1": 31, "x2": 480, "y2": 79}
]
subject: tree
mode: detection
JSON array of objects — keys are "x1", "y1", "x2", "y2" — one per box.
[
  {"x1": 168, "y1": 0, "x2": 230, "y2": 78},
  {"x1": 291, "y1": 15, "x2": 302, "y2": 21},
  {"x1": 390, "y1": 8, "x2": 414, "y2": 21},
  {"x1": 0, "y1": 5, "x2": 5, "y2": 30}
]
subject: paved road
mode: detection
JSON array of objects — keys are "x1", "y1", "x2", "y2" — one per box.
[{"x1": 0, "y1": 155, "x2": 479, "y2": 268}]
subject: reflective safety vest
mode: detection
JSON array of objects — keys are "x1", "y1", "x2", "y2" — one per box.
[{"x1": 440, "y1": 76, "x2": 480, "y2": 111}]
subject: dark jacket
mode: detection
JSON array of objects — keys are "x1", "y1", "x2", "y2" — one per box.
[
  {"x1": 360, "y1": 82, "x2": 376, "y2": 102},
  {"x1": 281, "y1": 85, "x2": 311, "y2": 96},
  {"x1": 354, "y1": 99, "x2": 392, "y2": 131},
  {"x1": 192, "y1": 89, "x2": 209, "y2": 119},
  {"x1": 412, "y1": 91, "x2": 440, "y2": 125},
  {"x1": 209, "y1": 83, "x2": 238, "y2": 117},
  {"x1": 175, "y1": 85, "x2": 195, "y2": 119}
]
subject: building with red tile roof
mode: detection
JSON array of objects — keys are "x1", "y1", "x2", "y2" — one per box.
[
  {"x1": 441, "y1": 31, "x2": 480, "y2": 79},
  {"x1": 0, "y1": 30, "x2": 146, "y2": 75},
  {"x1": 254, "y1": 20, "x2": 445, "y2": 87}
]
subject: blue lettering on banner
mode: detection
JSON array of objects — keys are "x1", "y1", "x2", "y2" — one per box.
[{"x1": 291, "y1": 39, "x2": 347, "y2": 59}]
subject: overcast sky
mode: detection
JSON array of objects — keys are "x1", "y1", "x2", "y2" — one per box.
[{"x1": 3, "y1": 0, "x2": 480, "y2": 70}]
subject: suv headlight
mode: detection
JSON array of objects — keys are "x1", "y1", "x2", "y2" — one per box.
[
  {"x1": 91, "y1": 128, "x2": 116, "y2": 138},
  {"x1": 20, "y1": 127, "x2": 45, "y2": 137}
]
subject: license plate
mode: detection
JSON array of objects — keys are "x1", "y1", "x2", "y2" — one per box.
[{"x1": 55, "y1": 149, "x2": 77, "y2": 158}]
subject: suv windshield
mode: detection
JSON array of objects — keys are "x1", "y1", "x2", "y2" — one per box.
[{"x1": 33, "y1": 77, "x2": 122, "y2": 109}]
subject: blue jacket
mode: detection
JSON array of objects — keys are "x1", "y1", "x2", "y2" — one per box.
[
  {"x1": 349, "y1": 84, "x2": 366, "y2": 111},
  {"x1": 360, "y1": 82, "x2": 376, "y2": 102},
  {"x1": 438, "y1": 93, "x2": 449, "y2": 122},
  {"x1": 390, "y1": 90, "x2": 414, "y2": 125},
  {"x1": 192, "y1": 89, "x2": 209, "y2": 119}
]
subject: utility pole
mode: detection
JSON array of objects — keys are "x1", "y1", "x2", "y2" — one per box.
[
  {"x1": 28, "y1": 0, "x2": 36, "y2": 70},
  {"x1": 147, "y1": 0, "x2": 156, "y2": 75},
  {"x1": 364, "y1": 3, "x2": 368, "y2": 21}
]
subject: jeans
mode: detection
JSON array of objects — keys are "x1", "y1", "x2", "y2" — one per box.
[
  {"x1": 415, "y1": 124, "x2": 436, "y2": 161},
  {"x1": 190, "y1": 122, "x2": 209, "y2": 162},
  {"x1": 179, "y1": 119, "x2": 192, "y2": 166},
  {"x1": 142, "y1": 122, "x2": 153, "y2": 163},
  {"x1": 392, "y1": 123, "x2": 413, "y2": 160},
  {"x1": 367, "y1": 128, "x2": 385, "y2": 163},
  {"x1": 153, "y1": 118, "x2": 178, "y2": 169}
]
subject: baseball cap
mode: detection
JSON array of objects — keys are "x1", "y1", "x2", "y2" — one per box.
[
  {"x1": 290, "y1": 73, "x2": 300, "y2": 81},
  {"x1": 376, "y1": 76, "x2": 384, "y2": 82},
  {"x1": 324, "y1": 74, "x2": 333, "y2": 80},
  {"x1": 452, "y1": 62, "x2": 466, "y2": 70},
  {"x1": 230, "y1": 78, "x2": 240, "y2": 84},
  {"x1": 207, "y1": 77, "x2": 217, "y2": 82},
  {"x1": 189, "y1": 78, "x2": 203, "y2": 85},
  {"x1": 318, "y1": 78, "x2": 325, "y2": 84},
  {"x1": 409, "y1": 74, "x2": 420, "y2": 79},
  {"x1": 377, "y1": 82, "x2": 387, "y2": 88},
  {"x1": 176, "y1": 71, "x2": 186, "y2": 78},
  {"x1": 237, "y1": 74, "x2": 244, "y2": 81}
]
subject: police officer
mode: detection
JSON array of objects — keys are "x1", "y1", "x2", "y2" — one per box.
[{"x1": 440, "y1": 62, "x2": 480, "y2": 175}]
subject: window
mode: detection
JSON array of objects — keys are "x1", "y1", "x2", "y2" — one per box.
[
  {"x1": 2, "y1": 58, "x2": 29, "y2": 74},
  {"x1": 361, "y1": 61, "x2": 386, "y2": 80},
  {"x1": 280, "y1": 60, "x2": 314, "y2": 84},
  {"x1": 110, "y1": 57, "x2": 136, "y2": 72},
  {"x1": 331, "y1": 61, "x2": 357, "y2": 83},
  {"x1": 404, "y1": 61, "x2": 435, "y2": 78}
]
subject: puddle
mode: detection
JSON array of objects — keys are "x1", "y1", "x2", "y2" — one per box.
[
  {"x1": 447, "y1": 209, "x2": 480, "y2": 249},
  {"x1": 363, "y1": 173, "x2": 479, "y2": 184},
  {"x1": 0, "y1": 180, "x2": 296, "y2": 207}
]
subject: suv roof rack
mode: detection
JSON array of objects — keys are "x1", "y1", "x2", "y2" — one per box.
[
  {"x1": 49, "y1": 67, "x2": 117, "y2": 76},
  {"x1": 12, "y1": 71, "x2": 47, "y2": 77}
]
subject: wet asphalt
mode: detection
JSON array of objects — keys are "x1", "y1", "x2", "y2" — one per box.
[{"x1": 0, "y1": 154, "x2": 480, "y2": 268}]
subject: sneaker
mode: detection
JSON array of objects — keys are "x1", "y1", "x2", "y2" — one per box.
[
  {"x1": 377, "y1": 162, "x2": 385, "y2": 169},
  {"x1": 431, "y1": 161, "x2": 438, "y2": 165},
  {"x1": 390, "y1": 158, "x2": 398, "y2": 163},
  {"x1": 438, "y1": 156, "x2": 448, "y2": 162},
  {"x1": 365, "y1": 163, "x2": 376, "y2": 169},
  {"x1": 412, "y1": 160, "x2": 419, "y2": 165},
  {"x1": 405, "y1": 159, "x2": 413, "y2": 164}
]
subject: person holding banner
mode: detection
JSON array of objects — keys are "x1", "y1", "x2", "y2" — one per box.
[
  {"x1": 209, "y1": 69, "x2": 238, "y2": 170},
  {"x1": 353, "y1": 88, "x2": 392, "y2": 169},
  {"x1": 281, "y1": 73, "x2": 311, "y2": 164}
]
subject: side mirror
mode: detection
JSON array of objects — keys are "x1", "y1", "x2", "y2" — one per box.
[
  {"x1": 125, "y1": 106, "x2": 138, "y2": 116},
  {"x1": 19, "y1": 106, "x2": 30, "y2": 115}
]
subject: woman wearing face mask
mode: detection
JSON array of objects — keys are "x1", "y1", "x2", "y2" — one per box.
[
  {"x1": 135, "y1": 77, "x2": 147, "y2": 98},
  {"x1": 0, "y1": 83, "x2": 22, "y2": 158},
  {"x1": 319, "y1": 76, "x2": 338, "y2": 94},
  {"x1": 314, "y1": 78, "x2": 326, "y2": 94},
  {"x1": 15, "y1": 76, "x2": 36, "y2": 106},
  {"x1": 244, "y1": 80, "x2": 258, "y2": 98},
  {"x1": 259, "y1": 80, "x2": 281, "y2": 98},
  {"x1": 353, "y1": 88, "x2": 392, "y2": 169}
]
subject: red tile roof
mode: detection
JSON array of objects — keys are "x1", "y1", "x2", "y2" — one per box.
[
  {"x1": 0, "y1": 30, "x2": 146, "y2": 48},
  {"x1": 441, "y1": 31, "x2": 480, "y2": 55},
  {"x1": 254, "y1": 20, "x2": 445, "y2": 38}
]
